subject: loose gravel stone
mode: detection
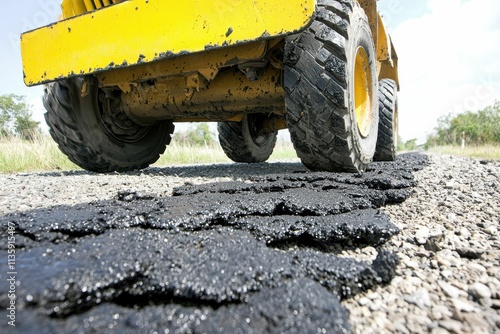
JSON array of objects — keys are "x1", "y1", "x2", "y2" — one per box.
[
  {"x1": 343, "y1": 154, "x2": 500, "y2": 334},
  {"x1": 438, "y1": 281, "x2": 465, "y2": 298},
  {"x1": 439, "y1": 319, "x2": 463, "y2": 333},
  {"x1": 469, "y1": 282, "x2": 492, "y2": 300}
]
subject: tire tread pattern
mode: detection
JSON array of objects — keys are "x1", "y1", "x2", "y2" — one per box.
[
  {"x1": 218, "y1": 119, "x2": 277, "y2": 163},
  {"x1": 285, "y1": 0, "x2": 374, "y2": 172},
  {"x1": 43, "y1": 79, "x2": 174, "y2": 173},
  {"x1": 374, "y1": 79, "x2": 398, "y2": 161}
]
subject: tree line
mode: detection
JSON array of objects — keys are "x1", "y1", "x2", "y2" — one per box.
[
  {"x1": 426, "y1": 101, "x2": 500, "y2": 147},
  {"x1": 173, "y1": 123, "x2": 215, "y2": 146}
]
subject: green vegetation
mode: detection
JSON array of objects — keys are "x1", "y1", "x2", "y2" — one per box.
[
  {"x1": 421, "y1": 101, "x2": 500, "y2": 160},
  {"x1": 426, "y1": 101, "x2": 500, "y2": 147},
  {"x1": 155, "y1": 139, "x2": 297, "y2": 167},
  {"x1": 155, "y1": 141, "x2": 231, "y2": 166},
  {"x1": 173, "y1": 123, "x2": 215, "y2": 146},
  {"x1": 268, "y1": 141, "x2": 298, "y2": 161},
  {"x1": 157, "y1": 123, "x2": 297, "y2": 166},
  {"x1": 7, "y1": 99, "x2": 498, "y2": 173},
  {"x1": 0, "y1": 124, "x2": 298, "y2": 173},
  {"x1": 0, "y1": 94, "x2": 40, "y2": 140},
  {"x1": 398, "y1": 137, "x2": 418, "y2": 151},
  {"x1": 159, "y1": 123, "x2": 297, "y2": 165},
  {"x1": 0, "y1": 133, "x2": 79, "y2": 173}
]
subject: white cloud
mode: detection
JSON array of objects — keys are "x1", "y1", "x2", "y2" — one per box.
[{"x1": 391, "y1": 0, "x2": 500, "y2": 142}]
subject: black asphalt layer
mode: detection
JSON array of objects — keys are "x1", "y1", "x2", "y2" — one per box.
[{"x1": 0, "y1": 153, "x2": 428, "y2": 333}]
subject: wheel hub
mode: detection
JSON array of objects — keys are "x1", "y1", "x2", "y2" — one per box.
[
  {"x1": 354, "y1": 47, "x2": 373, "y2": 138},
  {"x1": 248, "y1": 114, "x2": 273, "y2": 146},
  {"x1": 98, "y1": 90, "x2": 150, "y2": 143}
]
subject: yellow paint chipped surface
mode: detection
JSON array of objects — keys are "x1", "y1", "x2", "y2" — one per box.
[{"x1": 21, "y1": 0, "x2": 316, "y2": 86}]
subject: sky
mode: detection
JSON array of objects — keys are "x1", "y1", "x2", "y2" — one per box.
[{"x1": 1, "y1": 0, "x2": 499, "y2": 142}]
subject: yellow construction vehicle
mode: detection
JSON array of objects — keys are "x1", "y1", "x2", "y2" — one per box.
[{"x1": 21, "y1": 0, "x2": 399, "y2": 172}]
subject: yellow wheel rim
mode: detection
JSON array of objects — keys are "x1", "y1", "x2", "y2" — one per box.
[{"x1": 354, "y1": 47, "x2": 373, "y2": 138}]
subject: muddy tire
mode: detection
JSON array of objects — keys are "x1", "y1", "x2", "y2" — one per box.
[
  {"x1": 374, "y1": 79, "x2": 398, "y2": 161},
  {"x1": 284, "y1": 0, "x2": 378, "y2": 172},
  {"x1": 218, "y1": 114, "x2": 277, "y2": 163},
  {"x1": 43, "y1": 77, "x2": 174, "y2": 173}
]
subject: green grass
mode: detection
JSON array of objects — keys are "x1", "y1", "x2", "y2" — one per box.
[
  {"x1": 154, "y1": 140, "x2": 298, "y2": 166},
  {"x1": 0, "y1": 134, "x2": 79, "y2": 173},
  {"x1": 155, "y1": 141, "x2": 231, "y2": 166},
  {"x1": 268, "y1": 141, "x2": 299, "y2": 161},
  {"x1": 0, "y1": 135, "x2": 298, "y2": 174},
  {"x1": 426, "y1": 145, "x2": 500, "y2": 160},
  {"x1": 3, "y1": 133, "x2": 498, "y2": 174}
]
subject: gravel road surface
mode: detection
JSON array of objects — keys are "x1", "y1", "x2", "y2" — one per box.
[{"x1": 0, "y1": 153, "x2": 498, "y2": 333}]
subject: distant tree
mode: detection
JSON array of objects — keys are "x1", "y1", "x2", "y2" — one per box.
[
  {"x1": 404, "y1": 138, "x2": 418, "y2": 151},
  {"x1": 0, "y1": 94, "x2": 40, "y2": 140},
  {"x1": 397, "y1": 136, "x2": 419, "y2": 151},
  {"x1": 398, "y1": 138, "x2": 418, "y2": 151},
  {"x1": 426, "y1": 101, "x2": 500, "y2": 146},
  {"x1": 187, "y1": 123, "x2": 214, "y2": 146},
  {"x1": 173, "y1": 123, "x2": 215, "y2": 146}
]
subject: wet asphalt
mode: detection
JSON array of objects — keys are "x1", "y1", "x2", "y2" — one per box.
[{"x1": 0, "y1": 153, "x2": 428, "y2": 333}]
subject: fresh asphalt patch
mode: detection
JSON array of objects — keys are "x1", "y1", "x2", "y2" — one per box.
[{"x1": 0, "y1": 153, "x2": 428, "y2": 333}]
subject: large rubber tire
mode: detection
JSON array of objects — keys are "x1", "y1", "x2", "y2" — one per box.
[
  {"x1": 284, "y1": 0, "x2": 378, "y2": 172},
  {"x1": 43, "y1": 77, "x2": 174, "y2": 173},
  {"x1": 374, "y1": 79, "x2": 398, "y2": 161},
  {"x1": 218, "y1": 114, "x2": 277, "y2": 163}
]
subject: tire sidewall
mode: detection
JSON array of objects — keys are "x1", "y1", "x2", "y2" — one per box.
[
  {"x1": 71, "y1": 77, "x2": 171, "y2": 167},
  {"x1": 346, "y1": 6, "x2": 379, "y2": 165}
]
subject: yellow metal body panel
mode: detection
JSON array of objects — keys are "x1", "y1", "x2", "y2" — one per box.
[
  {"x1": 356, "y1": 1, "x2": 398, "y2": 88},
  {"x1": 21, "y1": 0, "x2": 316, "y2": 86},
  {"x1": 376, "y1": 13, "x2": 399, "y2": 88}
]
